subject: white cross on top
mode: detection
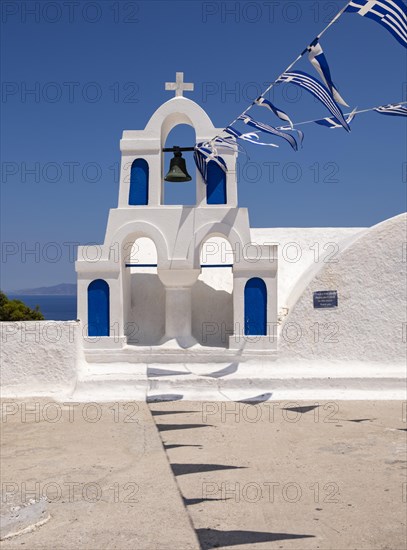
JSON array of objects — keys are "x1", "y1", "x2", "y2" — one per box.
[{"x1": 165, "y1": 72, "x2": 194, "y2": 97}]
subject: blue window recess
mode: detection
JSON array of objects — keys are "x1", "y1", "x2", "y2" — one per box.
[
  {"x1": 129, "y1": 158, "x2": 149, "y2": 205},
  {"x1": 206, "y1": 160, "x2": 227, "y2": 205},
  {"x1": 244, "y1": 278, "x2": 267, "y2": 336},
  {"x1": 88, "y1": 279, "x2": 110, "y2": 337}
]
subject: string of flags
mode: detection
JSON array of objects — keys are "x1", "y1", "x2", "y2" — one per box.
[
  {"x1": 194, "y1": 0, "x2": 407, "y2": 183},
  {"x1": 276, "y1": 102, "x2": 407, "y2": 130},
  {"x1": 315, "y1": 107, "x2": 358, "y2": 129},
  {"x1": 238, "y1": 114, "x2": 302, "y2": 151}
]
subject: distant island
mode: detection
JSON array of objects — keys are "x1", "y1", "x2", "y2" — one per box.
[{"x1": 7, "y1": 283, "x2": 77, "y2": 296}]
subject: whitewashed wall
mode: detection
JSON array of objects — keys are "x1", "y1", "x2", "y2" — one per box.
[
  {"x1": 0, "y1": 321, "x2": 79, "y2": 397},
  {"x1": 1, "y1": 216, "x2": 405, "y2": 397},
  {"x1": 250, "y1": 227, "x2": 365, "y2": 312},
  {"x1": 278, "y1": 214, "x2": 406, "y2": 364}
]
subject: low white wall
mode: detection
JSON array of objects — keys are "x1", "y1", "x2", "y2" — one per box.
[{"x1": 0, "y1": 321, "x2": 79, "y2": 397}]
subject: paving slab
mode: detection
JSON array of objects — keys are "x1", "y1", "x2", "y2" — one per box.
[
  {"x1": 1, "y1": 399, "x2": 406, "y2": 549},
  {"x1": 150, "y1": 400, "x2": 407, "y2": 550},
  {"x1": 0, "y1": 399, "x2": 199, "y2": 549}
]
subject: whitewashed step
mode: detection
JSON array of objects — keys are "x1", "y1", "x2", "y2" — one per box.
[
  {"x1": 69, "y1": 361, "x2": 406, "y2": 402},
  {"x1": 84, "y1": 345, "x2": 278, "y2": 364}
]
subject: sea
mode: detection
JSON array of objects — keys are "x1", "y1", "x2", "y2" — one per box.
[{"x1": 8, "y1": 295, "x2": 77, "y2": 321}]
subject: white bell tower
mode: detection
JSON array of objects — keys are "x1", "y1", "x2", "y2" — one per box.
[{"x1": 76, "y1": 73, "x2": 278, "y2": 356}]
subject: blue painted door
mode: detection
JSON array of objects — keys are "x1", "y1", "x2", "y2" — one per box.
[
  {"x1": 206, "y1": 160, "x2": 227, "y2": 205},
  {"x1": 129, "y1": 158, "x2": 149, "y2": 205},
  {"x1": 244, "y1": 278, "x2": 267, "y2": 336},
  {"x1": 88, "y1": 279, "x2": 110, "y2": 336}
]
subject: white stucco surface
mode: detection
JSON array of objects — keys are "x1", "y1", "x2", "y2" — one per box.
[
  {"x1": 250, "y1": 227, "x2": 366, "y2": 312},
  {"x1": 0, "y1": 321, "x2": 79, "y2": 397},
  {"x1": 278, "y1": 213, "x2": 407, "y2": 364},
  {"x1": 1, "y1": 216, "x2": 405, "y2": 400},
  {"x1": 126, "y1": 237, "x2": 235, "y2": 347},
  {"x1": 132, "y1": 232, "x2": 370, "y2": 346},
  {"x1": 133, "y1": 230, "x2": 367, "y2": 317}
]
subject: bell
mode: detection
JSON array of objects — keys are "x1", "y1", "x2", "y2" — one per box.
[{"x1": 164, "y1": 147, "x2": 192, "y2": 182}]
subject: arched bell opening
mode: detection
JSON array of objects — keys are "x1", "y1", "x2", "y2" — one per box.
[{"x1": 163, "y1": 124, "x2": 196, "y2": 206}]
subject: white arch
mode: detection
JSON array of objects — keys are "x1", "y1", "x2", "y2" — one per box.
[
  {"x1": 129, "y1": 237, "x2": 158, "y2": 272},
  {"x1": 145, "y1": 97, "x2": 219, "y2": 144},
  {"x1": 200, "y1": 235, "x2": 234, "y2": 266},
  {"x1": 109, "y1": 221, "x2": 170, "y2": 268},
  {"x1": 191, "y1": 221, "x2": 246, "y2": 268}
]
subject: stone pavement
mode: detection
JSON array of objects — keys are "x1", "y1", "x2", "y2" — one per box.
[
  {"x1": 1, "y1": 399, "x2": 406, "y2": 549},
  {"x1": 0, "y1": 400, "x2": 198, "y2": 549}
]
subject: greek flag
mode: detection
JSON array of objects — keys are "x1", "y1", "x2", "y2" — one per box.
[
  {"x1": 345, "y1": 0, "x2": 407, "y2": 48},
  {"x1": 224, "y1": 126, "x2": 279, "y2": 147},
  {"x1": 254, "y1": 97, "x2": 304, "y2": 145},
  {"x1": 210, "y1": 137, "x2": 240, "y2": 153},
  {"x1": 194, "y1": 143, "x2": 227, "y2": 184},
  {"x1": 254, "y1": 97, "x2": 295, "y2": 128},
  {"x1": 315, "y1": 107, "x2": 358, "y2": 128},
  {"x1": 374, "y1": 103, "x2": 407, "y2": 115},
  {"x1": 277, "y1": 71, "x2": 351, "y2": 131},
  {"x1": 238, "y1": 114, "x2": 301, "y2": 151},
  {"x1": 306, "y1": 40, "x2": 349, "y2": 106}
]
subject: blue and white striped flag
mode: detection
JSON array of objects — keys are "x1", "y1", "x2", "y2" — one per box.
[
  {"x1": 315, "y1": 107, "x2": 358, "y2": 128},
  {"x1": 345, "y1": 0, "x2": 407, "y2": 48},
  {"x1": 224, "y1": 126, "x2": 279, "y2": 147},
  {"x1": 238, "y1": 114, "x2": 301, "y2": 151},
  {"x1": 306, "y1": 40, "x2": 349, "y2": 107},
  {"x1": 194, "y1": 143, "x2": 227, "y2": 184},
  {"x1": 277, "y1": 70, "x2": 351, "y2": 131},
  {"x1": 211, "y1": 136, "x2": 240, "y2": 153},
  {"x1": 194, "y1": 146, "x2": 210, "y2": 183},
  {"x1": 254, "y1": 97, "x2": 304, "y2": 144},
  {"x1": 254, "y1": 97, "x2": 295, "y2": 128},
  {"x1": 374, "y1": 103, "x2": 407, "y2": 116}
]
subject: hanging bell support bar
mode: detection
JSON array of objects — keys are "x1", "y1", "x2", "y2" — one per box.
[{"x1": 162, "y1": 146, "x2": 195, "y2": 152}]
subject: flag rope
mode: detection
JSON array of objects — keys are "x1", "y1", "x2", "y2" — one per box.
[
  {"x1": 276, "y1": 101, "x2": 407, "y2": 129},
  {"x1": 209, "y1": 0, "x2": 353, "y2": 144}
]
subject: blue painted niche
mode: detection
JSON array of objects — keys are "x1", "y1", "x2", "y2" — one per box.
[
  {"x1": 129, "y1": 158, "x2": 149, "y2": 205},
  {"x1": 244, "y1": 278, "x2": 267, "y2": 336},
  {"x1": 206, "y1": 160, "x2": 227, "y2": 205},
  {"x1": 87, "y1": 279, "x2": 110, "y2": 337}
]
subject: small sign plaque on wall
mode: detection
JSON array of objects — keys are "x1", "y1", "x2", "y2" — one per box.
[{"x1": 313, "y1": 290, "x2": 338, "y2": 309}]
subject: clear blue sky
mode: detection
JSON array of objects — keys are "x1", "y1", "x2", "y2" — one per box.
[{"x1": 1, "y1": 0, "x2": 406, "y2": 290}]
